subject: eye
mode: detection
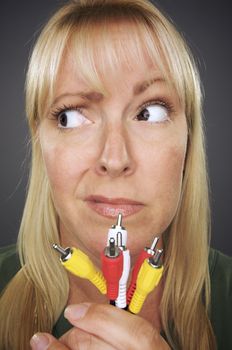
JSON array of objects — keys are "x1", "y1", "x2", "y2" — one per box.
[
  {"x1": 136, "y1": 103, "x2": 169, "y2": 123},
  {"x1": 53, "y1": 107, "x2": 91, "y2": 129}
]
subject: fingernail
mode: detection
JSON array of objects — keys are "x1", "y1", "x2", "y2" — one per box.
[
  {"x1": 30, "y1": 333, "x2": 49, "y2": 350},
  {"x1": 64, "y1": 303, "x2": 90, "y2": 320}
]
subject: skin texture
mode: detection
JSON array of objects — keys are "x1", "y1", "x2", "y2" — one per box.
[{"x1": 35, "y1": 23, "x2": 188, "y2": 349}]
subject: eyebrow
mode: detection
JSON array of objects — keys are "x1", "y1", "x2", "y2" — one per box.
[
  {"x1": 51, "y1": 76, "x2": 165, "y2": 106},
  {"x1": 133, "y1": 77, "x2": 165, "y2": 95}
]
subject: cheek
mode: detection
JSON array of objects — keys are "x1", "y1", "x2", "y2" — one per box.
[
  {"x1": 139, "y1": 131, "x2": 186, "y2": 186},
  {"x1": 138, "y1": 137, "x2": 187, "y2": 230},
  {"x1": 39, "y1": 137, "x2": 89, "y2": 197},
  {"x1": 43, "y1": 147, "x2": 74, "y2": 192},
  {"x1": 38, "y1": 117, "x2": 102, "y2": 185},
  {"x1": 160, "y1": 145, "x2": 185, "y2": 199},
  {"x1": 161, "y1": 143, "x2": 185, "y2": 182}
]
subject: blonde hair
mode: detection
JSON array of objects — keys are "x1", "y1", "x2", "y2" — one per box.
[{"x1": 0, "y1": 0, "x2": 216, "y2": 349}]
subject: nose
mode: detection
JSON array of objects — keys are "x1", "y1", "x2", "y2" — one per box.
[{"x1": 95, "y1": 123, "x2": 135, "y2": 178}]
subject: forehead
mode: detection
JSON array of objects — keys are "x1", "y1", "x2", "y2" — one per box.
[
  {"x1": 55, "y1": 21, "x2": 168, "y2": 98},
  {"x1": 57, "y1": 51, "x2": 161, "y2": 94}
]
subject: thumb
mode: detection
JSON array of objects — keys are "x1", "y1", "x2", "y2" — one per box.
[{"x1": 30, "y1": 332, "x2": 69, "y2": 350}]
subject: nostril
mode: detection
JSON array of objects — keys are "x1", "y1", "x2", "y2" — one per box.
[
  {"x1": 123, "y1": 167, "x2": 129, "y2": 173},
  {"x1": 100, "y1": 165, "x2": 107, "y2": 173},
  {"x1": 96, "y1": 163, "x2": 131, "y2": 177}
]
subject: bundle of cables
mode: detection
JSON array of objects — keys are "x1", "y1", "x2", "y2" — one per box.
[{"x1": 53, "y1": 213, "x2": 163, "y2": 314}]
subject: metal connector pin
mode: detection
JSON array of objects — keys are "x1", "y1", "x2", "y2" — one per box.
[
  {"x1": 149, "y1": 249, "x2": 163, "y2": 268},
  {"x1": 150, "y1": 237, "x2": 159, "y2": 251},
  {"x1": 104, "y1": 238, "x2": 121, "y2": 258},
  {"x1": 53, "y1": 244, "x2": 66, "y2": 255},
  {"x1": 111, "y1": 212, "x2": 125, "y2": 229},
  {"x1": 52, "y1": 243, "x2": 71, "y2": 261},
  {"x1": 146, "y1": 236, "x2": 159, "y2": 255},
  {"x1": 116, "y1": 213, "x2": 123, "y2": 227},
  {"x1": 109, "y1": 238, "x2": 116, "y2": 257},
  {"x1": 116, "y1": 231, "x2": 123, "y2": 249}
]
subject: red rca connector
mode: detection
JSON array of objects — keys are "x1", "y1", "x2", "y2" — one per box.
[
  {"x1": 126, "y1": 236, "x2": 159, "y2": 304},
  {"x1": 101, "y1": 237, "x2": 123, "y2": 303}
]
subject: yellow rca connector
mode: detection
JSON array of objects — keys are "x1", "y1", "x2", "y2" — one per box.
[
  {"x1": 128, "y1": 249, "x2": 163, "y2": 314},
  {"x1": 53, "y1": 244, "x2": 106, "y2": 295}
]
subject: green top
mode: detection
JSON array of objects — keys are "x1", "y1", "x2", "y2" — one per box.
[{"x1": 0, "y1": 245, "x2": 231, "y2": 349}]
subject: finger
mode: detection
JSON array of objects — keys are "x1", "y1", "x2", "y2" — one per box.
[
  {"x1": 60, "y1": 326, "x2": 117, "y2": 350},
  {"x1": 30, "y1": 329, "x2": 116, "y2": 350},
  {"x1": 64, "y1": 303, "x2": 170, "y2": 350},
  {"x1": 30, "y1": 332, "x2": 69, "y2": 350}
]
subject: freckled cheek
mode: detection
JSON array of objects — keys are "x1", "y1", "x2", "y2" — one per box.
[
  {"x1": 167, "y1": 148, "x2": 185, "y2": 195},
  {"x1": 143, "y1": 141, "x2": 186, "y2": 205},
  {"x1": 40, "y1": 142, "x2": 90, "y2": 194},
  {"x1": 137, "y1": 142, "x2": 186, "y2": 235},
  {"x1": 159, "y1": 145, "x2": 186, "y2": 206}
]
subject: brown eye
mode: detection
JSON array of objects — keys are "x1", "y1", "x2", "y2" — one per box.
[
  {"x1": 137, "y1": 108, "x2": 150, "y2": 121},
  {"x1": 57, "y1": 110, "x2": 91, "y2": 129},
  {"x1": 59, "y1": 113, "x2": 68, "y2": 127},
  {"x1": 136, "y1": 104, "x2": 168, "y2": 123}
]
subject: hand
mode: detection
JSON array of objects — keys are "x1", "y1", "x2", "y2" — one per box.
[{"x1": 30, "y1": 303, "x2": 170, "y2": 350}]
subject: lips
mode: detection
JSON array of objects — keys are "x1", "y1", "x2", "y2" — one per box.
[{"x1": 85, "y1": 195, "x2": 144, "y2": 218}]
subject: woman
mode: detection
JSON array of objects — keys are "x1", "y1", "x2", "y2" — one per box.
[{"x1": 0, "y1": 0, "x2": 231, "y2": 349}]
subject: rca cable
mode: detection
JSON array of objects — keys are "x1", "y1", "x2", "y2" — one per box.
[{"x1": 53, "y1": 213, "x2": 163, "y2": 314}]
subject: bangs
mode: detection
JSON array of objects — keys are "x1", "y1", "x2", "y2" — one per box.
[
  {"x1": 27, "y1": 1, "x2": 199, "y2": 129},
  {"x1": 67, "y1": 18, "x2": 172, "y2": 98}
]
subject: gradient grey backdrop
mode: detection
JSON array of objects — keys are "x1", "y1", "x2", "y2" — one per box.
[{"x1": 1, "y1": 0, "x2": 231, "y2": 256}]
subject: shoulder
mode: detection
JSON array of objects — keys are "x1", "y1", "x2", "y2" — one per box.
[
  {"x1": 209, "y1": 248, "x2": 232, "y2": 349},
  {"x1": 0, "y1": 244, "x2": 21, "y2": 294},
  {"x1": 209, "y1": 248, "x2": 232, "y2": 293}
]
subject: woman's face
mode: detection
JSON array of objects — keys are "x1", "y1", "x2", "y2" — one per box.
[{"x1": 39, "y1": 28, "x2": 188, "y2": 260}]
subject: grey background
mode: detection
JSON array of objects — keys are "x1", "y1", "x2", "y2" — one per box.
[{"x1": 0, "y1": 1, "x2": 231, "y2": 256}]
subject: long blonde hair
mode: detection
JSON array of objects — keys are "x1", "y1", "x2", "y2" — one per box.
[{"x1": 0, "y1": 1, "x2": 216, "y2": 349}]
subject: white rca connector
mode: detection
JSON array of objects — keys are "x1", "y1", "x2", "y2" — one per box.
[{"x1": 116, "y1": 248, "x2": 131, "y2": 308}]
